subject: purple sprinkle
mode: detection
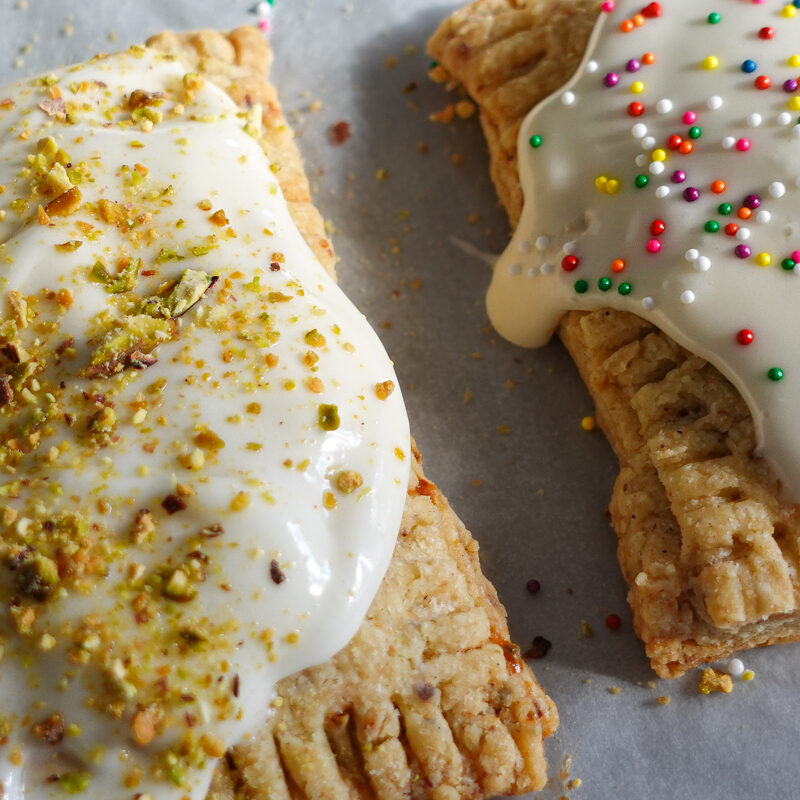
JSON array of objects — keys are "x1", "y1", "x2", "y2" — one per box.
[
  {"x1": 784, "y1": 78, "x2": 799, "y2": 93},
  {"x1": 683, "y1": 186, "x2": 700, "y2": 202},
  {"x1": 735, "y1": 244, "x2": 752, "y2": 259},
  {"x1": 671, "y1": 170, "x2": 686, "y2": 183},
  {"x1": 626, "y1": 59, "x2": 641, "y2": 73},
  {"x1": 604, "y1": 72, "x2": 620, "y2": 87},
  {"x1": 743, "y1": 193, "x2": 760, "y2": 209},
  {"x1": 526, "y1": 578, "x2": 541, "y2": 594}
]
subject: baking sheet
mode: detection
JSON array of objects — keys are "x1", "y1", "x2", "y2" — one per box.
[{"x1": 1, "y1": 1, "x2": 797, "y2": 798}]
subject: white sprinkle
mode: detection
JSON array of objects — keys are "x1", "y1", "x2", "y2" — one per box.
[
  {"x1": 635, "y1": 153, "x2": 648, "y2": 167},
  {"x1": 256, "y1": 1, "x2": 271, "y2": 14},
  {"x1": 540, "y1": 262, "x2": 554, "y2": 275},
  {"x1": 736, "y1": 227, "x2": 751, "y2": 241},
  {"x1": 680, "y1": 290, "x2": 696, "y2": 305},
  {"x1": 727, "y1": 658, "x2": 745, "y2": 677},
  {"x1": 586, "y1": 59, "x2": 599, "y2": 73},
  {"x1": 685, "y1": 248, "x2": 699, "y2": 262},
  {"x1": 656, "y1": 98, "x2": 673, "y2": 114},
  {"x1": 778, "y1": 111, "x2": 793, "y2": 126},
  {"x1": 535, "y1": 235, "x2": 550, "y2": 251},
  {"x1": 792, "y1": 124, "x2": 800, "y2": 139},
  {"x1": 707, "y1": 95, "x2": 723, "y2": 110},
  {"x1": 655, "y1": 185, "x2": 670, "y2": 199},
  {"x1": 519, "y1": 239, "x2": 532, "y2": 253},
  {"x1": 641, "y1": 296, "x2": 655, "y2": 310},
  {"x1": 642, "y1": 136, "x2": 656, "y2": 149},
  {"x1": 527, "y1": 266, "x2": 539, "y2": 278},
  {"x1": 769, "y1": 181, "x2": 786, "y2": 198},
  {"x1": 563, "y1": 241, "x2": 577, "y2": 254},
  {"x1": 756, "y1": 210, "x2": 771, "y2": 224},
  {"x1": 695, "y1": 256, "x2": 711, "y2": 272},
  {"x1": 747, "y1": 113, "x2": 762, "y2": 127},
  {"x1": 508, "y1": 262, "x2": 521, "y2": 275},
  {"x1": 649, "y1": 161, "x2": 665, "y2": 176},
  {"x1": 631, "y1": 122, "x2": 647, "y2": 139},
  {"x1": 561, "y1": 91, "x2": 576, "y2": 106},
  {"x1": 721, "y1": 136, "x2": 736, "y2": 150},
  {"x1": 794, "y1": 263, "x2": 800, "y2": 276}
]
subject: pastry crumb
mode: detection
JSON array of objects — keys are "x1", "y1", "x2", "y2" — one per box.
[{"x1": 698, "y1": 667, "x2": 733, "y2": 694}]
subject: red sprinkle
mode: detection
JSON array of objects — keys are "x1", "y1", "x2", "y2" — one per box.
[
  {"x1": 605, "y1": 613, "x2": 622, "y2": 630},
  {"x1": 526, "y1": 578, "x2": 542, "y2": 594},
  {"x1": 641, "y1": 2, "x2": 661, "y2": 17},
  {"x1": 754, "y1": 75, "x2": 771, "y2": 90},
  {"x1": 736, "y1": 329, "x2": 755, "y2": 346},
  {"x1": 758, "y1": 26, "x2": 775, "y2": 40},
  {"x1": 725, "y1": 223, "x2": 740, "y2": 235},
  {"x1": 628, "y1": 101, "x2": 645, "y2": 117},
  {"x1": 666, "y1": 134, "x2": 683, "y2": 150},
  {"x1": 561, "y1": 254, "x2": 580, "y2": 272},
  {"x1": 650, "y1": 219, "x2": 666, "y2": 235}
]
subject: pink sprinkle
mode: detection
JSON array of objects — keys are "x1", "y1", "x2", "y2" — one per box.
[
  {"x1": 646, "y1": 239, "x2": 662, "y2": 253},
  {"x1": 259, "y1": 19, "x2": 271, "y2": 32},
  {"x1": 601, "y1": 0, "x2": 616, "y2": 11},
  {"x1": 682, "y1": 111, "x2": 697, "y2": 124},
  {"x1": 792, "y1": 250, "x2": 800, "y2": 262},
  {"x1": 736, "y1": 138, "x2": 751, "y2": 152}
]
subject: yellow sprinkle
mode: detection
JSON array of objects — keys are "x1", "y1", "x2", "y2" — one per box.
[
  {"x1": 580, "y1": 415, "x2": 596, "y2": 431},
  {"x1": 742, "y1": 669, "x2": 755, "y2": 681},
  {"x1": 702, "y1": 55, "x2": 720, "y2": 70},
  {"x1": 788, "y1": 96, "x2": 800, "y2": 111},
  {"x1": 788, "y1": 54, "x2": 800, "y2": 68},
  {"x1": 755, "y1": 252, "x2": 772, "y2": 267},
  {"x1": 651, "y1": 148, "x2": 667, "y2": 162},
  {"x1": 630, "y1": 80, "x2": 645, "y2": 94},
  {"x1": 782, "y1": 4, "x2": 797, "y2": 17},
  {"x1": 605, "y1": 179, "x2": 620, "y2": 194},
  {"x1": 595, "y1": 175, "x2": 608, "y2": 190}
]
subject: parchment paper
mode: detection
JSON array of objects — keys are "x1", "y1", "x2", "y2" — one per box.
[{"x1": 1, "y1": 1, "x2": 796, "y2": 798}]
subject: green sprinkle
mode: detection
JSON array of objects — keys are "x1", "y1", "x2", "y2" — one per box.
[
  {"x1": 704, "y1": 220, "x2": 720, "y2": 233},
  {"x1": 634, "y1": 174, "x2": 649, "y2": 188},
  {"x1": 781, "y1": 258, "x2": 796, "y2": 271},
  {"x1": 688, "y1": 126, "x2": 702, "y2": 139},
  {"x1": 718, "y1": 202, "x2": 733, "y2": 215},
  {"x1": 707, "y1": 12, "x2": 721, "y2": 24},
  {"x1": 574, "y1": 279, "x2": 588, "y2": 294},
  {"x1": 618, "y1": 282, "x2": 632, "y2": 295},
  {"x1": 318, "y1": 404, "x2": 341, "y2": 431},
  {"x1": 598, "y1": 276, "x2": 613, "y2": 291},
  {"x1": 767, "y1": 367, "x2": 784, "y2": 382},
  {"x1": 429, "y1": 60, "x2": 439, "y2": 69},
  {"x1": 529, "y1": 134, "x2": 543, "y2": 148}
]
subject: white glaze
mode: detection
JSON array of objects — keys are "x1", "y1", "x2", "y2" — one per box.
[
  {"x1": 491, "y1": 0, "x2": 800, "y2": 497},
  {"x1": 0, "y1": 49, "x2": 409, "y2": 799}
]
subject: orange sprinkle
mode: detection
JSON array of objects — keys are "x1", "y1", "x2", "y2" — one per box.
[
  {"x1": 737, "y1": 207, "x2": 752, "y2": 220},
  {"x1": 611, "y1": 259, "x2": 626, "y2": 273},
  {"x1": 620, "y1": 18, "x2": 635, "y2": 32},
  {"x1": 711, "y1": 180, "x2": 726, "y2": 194},
  {"x1": 679, "y1": 141, "x2": 693, "y2": 154},
  {"x1": 632, "y1": 13, "x2": 645, "y2": 25},
  {"x1": 642, "y1": 52, "x2": 656, "y2": 65}
]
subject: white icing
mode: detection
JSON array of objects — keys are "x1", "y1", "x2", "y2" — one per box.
[
  {"x1": 491, "y1": 0, "x2": 800, "y2": 498},
  {"x1": 0, "y1": 50, "x2": 409, "y2": 799}
]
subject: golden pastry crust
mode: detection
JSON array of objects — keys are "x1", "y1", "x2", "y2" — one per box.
[
  {"x1": 147, "y1": 27, "x2": 557, "y2": 798},
  {"x1": 428, "y1": 0, "x2": 800, "y2": 678}
]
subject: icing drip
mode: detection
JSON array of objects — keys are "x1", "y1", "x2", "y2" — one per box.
[
  {"x1": 492, "y1": 0, "x2": 800, "y2": 498},
  {"x1": 0, "y1": 49, "x2": 409, "y2": 799}
]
